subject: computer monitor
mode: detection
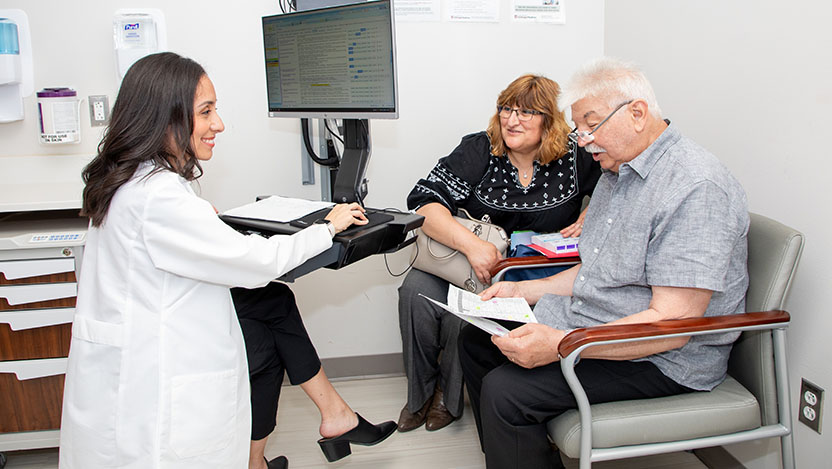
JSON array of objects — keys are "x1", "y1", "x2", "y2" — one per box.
[
  {"x1": 261, "y1": 0, "x2": 398, "y2": 204},
  {"x1": 262, "y1": 0, "x2": 398, "y2": 120}
]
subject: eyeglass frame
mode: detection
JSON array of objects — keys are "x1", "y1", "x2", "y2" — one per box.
[
  {"x1": 568, "y1": 99, "x2": 634, "y2": 144},
  {"x1": 497, "y1": 105, "x2": 544, "y2": 122}
]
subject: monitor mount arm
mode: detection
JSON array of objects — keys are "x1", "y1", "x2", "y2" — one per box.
[{"x1": 331, "y1": 118, "x2": 370, "y2": 205}]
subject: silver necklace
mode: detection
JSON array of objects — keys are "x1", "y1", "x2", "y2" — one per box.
[{"x1": 509, "y1": 153, "x2": 533, "y2": 179}]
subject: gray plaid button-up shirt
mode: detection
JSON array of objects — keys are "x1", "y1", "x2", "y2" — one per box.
[{"x1": 534, "y1": 123, "x2": 749, "y2": 390}]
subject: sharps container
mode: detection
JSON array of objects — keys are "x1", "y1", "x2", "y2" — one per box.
[{"x1": 37, "y1": 87, "x2": 80, "y2": 144}]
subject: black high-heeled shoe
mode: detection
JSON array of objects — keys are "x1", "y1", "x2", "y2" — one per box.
[
  {"x1": 265, "y1": 455, "x2": 288, "y2": 469},
  {"x1": 317, "y1": 413, "x2": 396, "y2": 462}
]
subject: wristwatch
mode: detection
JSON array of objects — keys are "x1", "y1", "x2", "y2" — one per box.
[{"x1": 314, "y1": 218, "x2": 336, "y2": 238}]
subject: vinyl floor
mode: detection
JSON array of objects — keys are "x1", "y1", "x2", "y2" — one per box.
[{"x1": 2, "y1": 376, "x2": 706, "y2": 469}]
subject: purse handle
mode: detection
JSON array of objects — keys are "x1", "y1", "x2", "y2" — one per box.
[
  {"x1": 426, "y1": 237, "x2": 459, "y2": 260},
  {"x1": 425, "y1": 208, "x2": 487, "y2": 260}
]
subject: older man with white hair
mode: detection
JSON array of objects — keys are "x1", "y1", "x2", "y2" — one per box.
[{"x1": 458, "y1": 57, "x2": 750, "y2": 469}]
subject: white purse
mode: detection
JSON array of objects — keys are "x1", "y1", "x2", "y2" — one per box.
[{"x1": 412, "y1": 208, "x2": 509, "y2": 293}]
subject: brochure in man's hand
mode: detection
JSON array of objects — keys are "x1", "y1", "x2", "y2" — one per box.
[{"x1": 418, "y1": 285, "x2": 537, "y2": 337}]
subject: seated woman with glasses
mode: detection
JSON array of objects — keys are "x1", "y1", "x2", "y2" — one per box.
[{"x1": 396, "y1": 74, "x2": 602, "y2": 433}]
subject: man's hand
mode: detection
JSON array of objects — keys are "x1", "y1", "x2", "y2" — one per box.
[
  {"x1": 492, "y1": 323, "x2": 565, "y2": 368},
  {"x1": 480, "y1": 281, "x2": 524, "y2": 301}
]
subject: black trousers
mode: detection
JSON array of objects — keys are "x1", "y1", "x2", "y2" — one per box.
[
  {"x1": 458, "y1": 324, "x2": 693, "y2": 469},
  {"x1": 232, "y1": 282, "x2": 322, "y2": 440}
]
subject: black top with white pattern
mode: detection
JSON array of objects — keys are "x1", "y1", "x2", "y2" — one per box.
[{"x1": 407, "y1": 131, "x2": 602, "y2": 233}]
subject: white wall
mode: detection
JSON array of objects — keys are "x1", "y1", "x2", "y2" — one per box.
[
  {"x1": 0, "y1": 1, "x2": 604, "y2": 357},
  {"x1": 5, "y1": 1, "x2": 827, "y2": 465},
  {"x1": 604, "y1": 1, "x2": 832, "y2": 467}
]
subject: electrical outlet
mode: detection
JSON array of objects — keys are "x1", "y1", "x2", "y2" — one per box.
[
  {"x1": 88, "y1": 95, "x2": 110, "y2": 126},
  {"x1": 798, "y1": 378, "x2": 824, "y2": 434}
]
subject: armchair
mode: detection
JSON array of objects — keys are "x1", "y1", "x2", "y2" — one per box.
[
  {"x1": 490, "y1": 213, "x2": 804, "y2": 468},
  {"x1": 490, "y1": 254, "x2": 580, "y2": 283}
]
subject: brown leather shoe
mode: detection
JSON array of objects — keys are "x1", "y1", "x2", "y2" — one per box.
[
  {"x1": 425, "y1": 388, "x2": 455, "y2": 431},
  {"x1": 397, "y1": 398, "x2": 431, "y2": 432}
]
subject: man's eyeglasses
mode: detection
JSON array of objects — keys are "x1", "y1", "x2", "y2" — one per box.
[
  {"x1": 568, "y1": 100, "x2": 633, "y2": 144},
  {"x1": 497, "y1": 105, "x2": 544, "y2": 122}
]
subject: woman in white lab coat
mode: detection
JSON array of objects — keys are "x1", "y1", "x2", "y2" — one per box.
[{"x1": 58, "y1": 52, "x2": 367, "y2": 469}]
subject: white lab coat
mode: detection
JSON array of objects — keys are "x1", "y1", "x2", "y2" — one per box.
[{"x1": 59, "y1": 163, "x2": 332, "y2": 469}]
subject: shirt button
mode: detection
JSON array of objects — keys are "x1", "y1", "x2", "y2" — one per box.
[
  {"x1": 578, "y1": 300, "x2": 583, "y2": 306},
  {"x1": 607, "y1": 218, "x2": 613, "y2": 224},
  {"x1": 580, "y1": 275, "x2": 585, "y2": 282},
  {"x1": 593, "y1": 248, "x2": 599, "y2": 253}
]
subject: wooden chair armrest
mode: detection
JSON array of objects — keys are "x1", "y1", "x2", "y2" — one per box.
[
  {"x1": 558, "y1": 310, "x2": 790, "y2": 357},
  {"x1": 489, "y1": 255, "x2": 581, "y2": 280}
]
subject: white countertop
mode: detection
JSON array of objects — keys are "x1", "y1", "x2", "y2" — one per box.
[{"x1": 0, "y1": 154, "x2": 92, "y2": 213}]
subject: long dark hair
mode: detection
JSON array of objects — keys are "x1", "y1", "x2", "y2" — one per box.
[{"x1": 82, "y1": 52, "x2": 207, "y2": 226}]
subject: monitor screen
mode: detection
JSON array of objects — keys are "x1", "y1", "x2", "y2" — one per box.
[{"x1": 262, "y1": 0, "x2": 398, "y2": 119}]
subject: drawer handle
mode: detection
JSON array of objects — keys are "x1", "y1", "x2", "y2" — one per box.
[
  {"x1": 0, "y1": 283, "x2": 77, "y2": 306},
  {"x1": 0, "y1": 357, "x2": 67, "y2": 380},
  {"x1": 0, "y1": 258, "x2": 75, "y2": 280},
  {"x1": 0, "y1": 308, "x2": 75, "y2": 330}
]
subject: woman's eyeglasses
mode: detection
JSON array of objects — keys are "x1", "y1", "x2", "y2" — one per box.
[{"x1": 497, "y1": 105, "x2": 543, "y2": 122}]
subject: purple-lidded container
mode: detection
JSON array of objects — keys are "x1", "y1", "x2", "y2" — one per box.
[
  {"x1": 37, "y1": 87, "x2": 77, "y2": 98},
  {"x1": 37, "y1": 87, "x2": 80, "y2": 144}
]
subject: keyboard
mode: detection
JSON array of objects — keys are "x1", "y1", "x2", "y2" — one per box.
[{"x1": 289, "y1": 208, "x2": 394, "y2": 235}]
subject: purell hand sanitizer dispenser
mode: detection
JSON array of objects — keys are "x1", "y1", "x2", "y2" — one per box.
[
  {"x1": 113, "y1": 9, "x2": 166, "y2": 80},
  {"x1": 0, "y1": 10, "x2": 33, "y2": 123}
]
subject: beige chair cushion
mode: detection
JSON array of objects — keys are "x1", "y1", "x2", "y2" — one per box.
[{"x1": 548, "y1": 376, "x2": 761, "y2": 458}]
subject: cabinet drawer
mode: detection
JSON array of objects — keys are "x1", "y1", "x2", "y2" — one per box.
[
  {"x1": 0, "y1": 361, "x2": 66, "y2": 433},
  {"x1": 0, "y1": 322, "x2": 72, "y2": 361},
  {"x1": 0, "y1": 258, "x2": 76, "y2": 285},
  {"x1": 0, "y1": 283, "x2": 77, "y2": 311}
]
